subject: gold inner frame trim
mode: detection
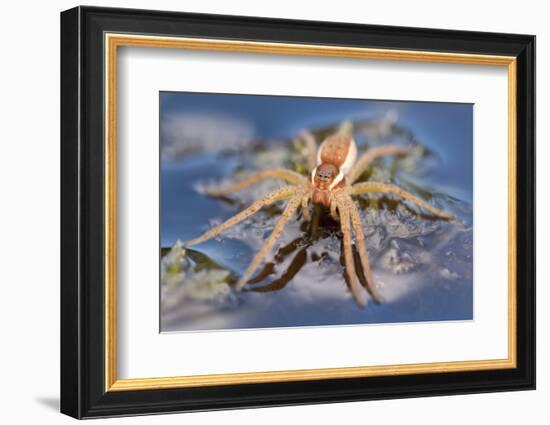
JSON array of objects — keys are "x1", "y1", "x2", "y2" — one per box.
[{"x1": 104, "y1": 33, "x2": 518, "y2": 392}]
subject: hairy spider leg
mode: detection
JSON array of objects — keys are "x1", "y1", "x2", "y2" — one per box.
[
  {"x1": 184, "y1": 186, "x2": 296, "y2": 247},
  {"x1": 235, "y1": 193, "x2": 303, "y2": 290},
  {"x1": 348, "y1": 145, "x2": 411, "y2": 183},
  {"x1": 297, "y1": 129, "x2": 318, "y2": 172},
  {"x1": 301, "y1": 192, "x2": 311, "y2": 221},
  {"x1": 347, "y1": 195, "x2": 382, "y2": 303},
  {"x1": 351, "y1": 182, "x2": 454, "y2": 219},
  {"x1": 329, "y1": 194, "x2": 339, "y2": 221},
  {"x1": 205, "y1": 169, "x2": 305, "y2": 197},
  {"x1": 334, "y1": 191, "x2": 367, "y2": 307}
]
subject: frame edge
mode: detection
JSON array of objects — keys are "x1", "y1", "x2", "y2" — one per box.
[
  {"x1": 60, "y1": 5, "x2": 83, "y2": 420},
  {"x1": 516, "y1": 34, "x2": 536, "y2": 391}
]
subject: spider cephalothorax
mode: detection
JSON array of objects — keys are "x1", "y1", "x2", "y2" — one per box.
[
  {"x1": 311, "y1": 163, "x2": 343, "y2": 206},
  {"x1": 185, "y1": 121, "x2": 453, "y2": 307}
]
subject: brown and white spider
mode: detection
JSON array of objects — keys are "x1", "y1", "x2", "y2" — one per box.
[{"x1": 184, "y1": 121, "x2": 453, "y2": 307}]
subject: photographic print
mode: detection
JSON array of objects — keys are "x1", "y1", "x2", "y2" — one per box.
[{"x1": 160, "y1": 92, "x2": 473, "y2": 332}]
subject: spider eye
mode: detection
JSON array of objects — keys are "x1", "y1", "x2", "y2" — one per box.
[{"x1": 315, "y1": 164, "x2": 338, "y2": 184}]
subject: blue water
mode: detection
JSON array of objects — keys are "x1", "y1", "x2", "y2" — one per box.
[{"x1": 159, "y1": 91, "x2": 473, "y2": 332}]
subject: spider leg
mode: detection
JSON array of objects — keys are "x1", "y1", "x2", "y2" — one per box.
[
  {"x1": 297, "y1": 130, "x2": 318, "y2": 172},
  {"x1": 206, "y1": 169, "x2": 306, "y2": 197},
  {"x1": 329, "y1": 196, "x2": 339, "y2": 221},
  {"x1": 351, "y1": 182, "x2": 453, "y2": 219},
  {"x1": 347, "y1": 195, "x2": 382, "y2": 303},
  {"x1": 335, "y1": 192, "x2": 367, "y2": 307},
  {"x1": 235, "y1": 193, "x2": 303, "y2": 290},
  {"x1": 184, "y1": 186, "x2": 296, "y2": 247},
  {"x1": 348, "y1": 145, "x2": 410, "y2": 183},
  {"x1": 301, "y1": 192, "x2": 311, "y2": 221}
]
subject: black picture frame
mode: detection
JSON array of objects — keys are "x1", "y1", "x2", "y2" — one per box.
[{"x1": 61, "y1": 5, "x2": 535, "y2": 419}]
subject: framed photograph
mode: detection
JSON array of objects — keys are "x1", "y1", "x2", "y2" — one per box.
[{"x1": 60, "y1": 5, "x2": 535, "y2": 419}]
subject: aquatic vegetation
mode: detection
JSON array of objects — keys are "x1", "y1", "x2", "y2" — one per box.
[{"x1": 161, "y1": 241, "x2": 239, "y2": 325}]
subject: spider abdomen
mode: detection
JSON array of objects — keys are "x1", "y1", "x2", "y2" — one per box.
[{"x1": 317, "y1": 133, "x2": 357, "y2": 174}]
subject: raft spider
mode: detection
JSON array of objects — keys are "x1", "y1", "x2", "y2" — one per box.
[{"x1": 184, "y1": 121, "x2": 453, "y2": 307}]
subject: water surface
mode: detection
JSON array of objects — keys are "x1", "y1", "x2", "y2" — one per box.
[{"x1": 159, "y1": 92, "x2": 473, "y2": 332}]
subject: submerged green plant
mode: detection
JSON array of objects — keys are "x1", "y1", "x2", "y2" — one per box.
[{"x1": 161, "y1": 241, "x2": 236, "y2": 310}]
